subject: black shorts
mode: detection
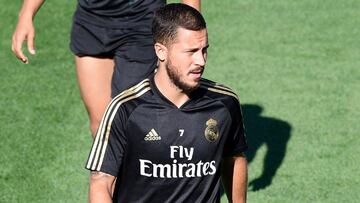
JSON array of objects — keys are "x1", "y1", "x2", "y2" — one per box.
[{"x1": 70, "y1": 19, "x2": 157, "y2": 97}]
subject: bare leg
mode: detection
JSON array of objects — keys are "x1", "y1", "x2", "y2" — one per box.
[{"x1": 75, "y1": 56, "x2": 114, "y2": 137}]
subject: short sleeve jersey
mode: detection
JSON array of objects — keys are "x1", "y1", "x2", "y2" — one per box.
[
  {"x1": 75, "y1": 0, "x2": 165, "y2": 28},
  {"x1": 85, "y1": 75, "x2": 247, "y2": 202}
]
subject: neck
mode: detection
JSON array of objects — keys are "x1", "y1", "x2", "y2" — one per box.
[{"x1": 154, "y1": 68, "x2": 190, "y2": 108}]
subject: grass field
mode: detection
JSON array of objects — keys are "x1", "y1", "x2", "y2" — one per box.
[{"x1": 1, "y1": 0, "x2": 359, "y2": 202}]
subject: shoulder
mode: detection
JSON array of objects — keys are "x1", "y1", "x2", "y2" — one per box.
[
  {"x1": 109, "y1": 79, "x2": 153, "y2": 115},
  {"x1": 199, "y1": 78, "x2": 240, "y2": 103},
  {"x1": 114, "y1": 78, "x2": 152, "y2": 100},
  {"x1": 95, "y1": 78, "x2": 153, "y2": 138},
  {"x1": 199, "y1": 78, "x2": 242, "y2": 119}
]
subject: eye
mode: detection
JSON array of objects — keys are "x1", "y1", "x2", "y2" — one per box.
[
  {"x1": 187, "y1": 49, "x2": 198, "y2": 53},
  {"x1": 202, "y1": 47, "x2": 208, "y2": 55},
  {"x1": 202, "y1": 45, "x2": 209, "y2": 54}
]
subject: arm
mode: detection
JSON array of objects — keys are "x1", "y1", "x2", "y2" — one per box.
[
  {"x1": 89, "y1": 171, "x2": 116, "y2": 203},
  {"x1": 12, "y1": 0, "x2": 45, "y2": 64},
  {"x1": 181, "y1": 0, "x2": 201, "y2": 11},
  {"x1": 221, "y1": 154, "x2": 248, "y2": 203}
]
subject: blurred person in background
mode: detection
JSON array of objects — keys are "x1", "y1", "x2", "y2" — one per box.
[{"x1": 11, "y1": 0, "x2": 201, "y2": 137}]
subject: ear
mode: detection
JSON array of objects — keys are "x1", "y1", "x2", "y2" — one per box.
[{"x1": 154, "y1": 42, "x2": 167, "y2": 62}]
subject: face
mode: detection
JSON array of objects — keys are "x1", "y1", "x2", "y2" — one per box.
[{"x1": 165, "y1": 28, "x2": 209, "y2": 93}]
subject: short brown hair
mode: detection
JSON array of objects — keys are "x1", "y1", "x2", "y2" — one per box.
[{"x1": 152, "y1": 3, "x2": 206, "y2": 46}]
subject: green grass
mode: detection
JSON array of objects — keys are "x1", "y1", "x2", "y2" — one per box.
[{"x1": 1, "y1": 0, "x2": 359, "y2": 202}]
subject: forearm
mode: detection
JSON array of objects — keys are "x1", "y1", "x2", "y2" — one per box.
[
  {"x1": 89, "y1": 171, "x2": 115, "y2": 203},
  {"x1": 19, "y1": 0, "x2": 45, "y2": 19},
  {"x1": 232, "y1": 156, "x2": 247, "y2": 203},
  {"x1": 222, "y1": 155, "x2": 248, "y2": 203},
  {"x1": 181, "y1": 0, "x2": 201, "y2": 11}
]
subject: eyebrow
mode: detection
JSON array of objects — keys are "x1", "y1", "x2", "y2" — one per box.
[{"x1": 185, "y1": 44, "x2": 210, "y2": 52}]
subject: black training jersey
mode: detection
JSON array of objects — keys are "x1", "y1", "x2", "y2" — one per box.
[
  {"x1": 75, "y1": 0, "x2": 165, "y2": 28},
  {"x1": 85, "y1": 75, "x2": 247, "y2": 202}
]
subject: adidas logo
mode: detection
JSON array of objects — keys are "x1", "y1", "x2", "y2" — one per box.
[{"x1": 144, "y1": 129, "x2": 161, "y2": 141}]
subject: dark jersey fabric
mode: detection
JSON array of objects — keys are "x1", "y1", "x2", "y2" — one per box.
[
  {"x1": 75, "y1": 0, "x2": 165, "y2": 28},
  {"x1": 85, "y1": 75, "x2": 247, "y2": 202}
]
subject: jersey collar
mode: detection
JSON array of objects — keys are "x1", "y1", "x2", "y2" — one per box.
[{"x1": 149, "y1": 74, "x2": 204, "y2": 110}]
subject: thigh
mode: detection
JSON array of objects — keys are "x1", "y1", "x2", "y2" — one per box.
[
  {"x1": 75, "y1": 56, "x2": 114, "y2": 122},
  {"x1": 70, "y1": 20, "x2": 112, "y2": 57},
  {"x1": 111, "y1": 41, "x2": 157, "y2": 97}
]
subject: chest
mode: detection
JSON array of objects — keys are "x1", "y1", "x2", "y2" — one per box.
[{"x1": 125, "y1": 105, "x2": 232, "y2": 162}]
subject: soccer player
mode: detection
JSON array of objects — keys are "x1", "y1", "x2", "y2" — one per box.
[
  {"x1": 11, "y1": 0, "x2": 201, "y2": 137},
  {"x1": 86, "y1": 3, "x2": 248, "y2": 203}
]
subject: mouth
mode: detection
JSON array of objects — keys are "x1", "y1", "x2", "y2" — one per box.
[{"x1": 189, "y1": 68, "x2": 204, "y2": 79}]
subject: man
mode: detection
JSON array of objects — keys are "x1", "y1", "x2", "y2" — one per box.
[{"x1": 86, "y1": 3, "x2": 247, "y2": 202}]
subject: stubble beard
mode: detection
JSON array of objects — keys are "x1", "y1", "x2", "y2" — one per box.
[{"x1": 165, "y1": 60, "x2": 200, "y2": 94}]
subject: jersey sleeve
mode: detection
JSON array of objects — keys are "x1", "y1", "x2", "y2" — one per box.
[
  {"x1": 223, "y1": 98, "x2": 248, "y2": 157},
  {"x1": 84, "y1": 103, "x2": 128, "y2": 177}
]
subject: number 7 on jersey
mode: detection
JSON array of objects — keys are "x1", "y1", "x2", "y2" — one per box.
[{"x1": 179, "y1": 129, "x2": 184, "y2": 137}]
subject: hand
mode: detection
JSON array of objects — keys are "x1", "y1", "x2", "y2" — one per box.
[{"x1": 11, "y1": 15, "x2": 36, "y2": 64}]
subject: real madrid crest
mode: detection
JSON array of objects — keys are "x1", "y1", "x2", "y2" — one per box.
[{"x1": 204, "y1": 118, "x2": 219, "y2": 142}]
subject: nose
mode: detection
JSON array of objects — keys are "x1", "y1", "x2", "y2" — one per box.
[{"x1": 194, "y1": 51, "x2": 206, "y2": 67}]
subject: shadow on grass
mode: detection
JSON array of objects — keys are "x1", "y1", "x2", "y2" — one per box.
[{"x1": 242, "y1": 104, "x2": 292, "y2": 191}]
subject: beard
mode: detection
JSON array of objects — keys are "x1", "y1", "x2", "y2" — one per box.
[{"x1": 165, "y1": 60, "x2": 201, "y2": 94}]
